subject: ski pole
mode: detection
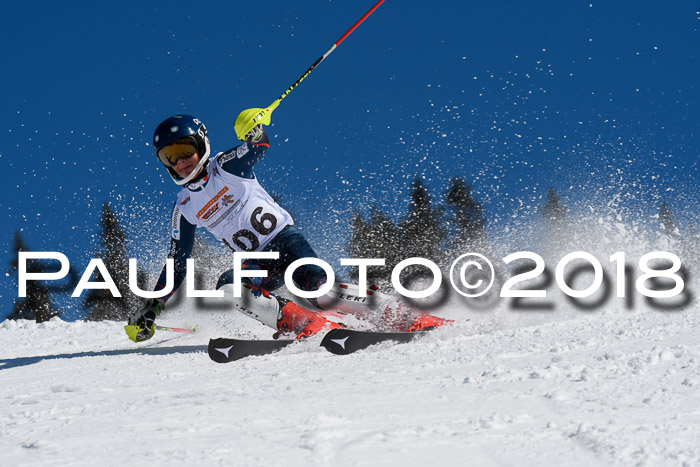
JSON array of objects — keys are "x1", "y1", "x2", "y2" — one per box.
[
  {"x1": 125, "y1": 323, "x2": 198, "y2": 342},
  {"x1": 235, "y1": 0, "x2": 387, "y2": 138},
  {"x1": 154, "y1": 325, "x2": 199, "y2": 333}
]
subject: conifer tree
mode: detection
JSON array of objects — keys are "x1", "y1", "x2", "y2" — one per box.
[
  {"x1": 8, "y1": 232, "x2": 59, "y2": 322},
  {"x1": 349, "y1": 212, "x2": 372, "y2": 261},
  {"x1": 659, "y1": 202, "x2": 680, "y2": 239},
  {"x1": 400, "y1": 177, "x2": 445, "y2": 263},
  {"x1": 84, "y1": 203, "x2": 145, "y2": 321},
  {"x1": 445, "y1": 177, "x2": 486, "y2": 251},
  {"x1": 348, "y1": 209, "x2": 400, "y2": 282},
  {"x1": 369, "y1": 207, "x2": 402, "y2": 271},
  {"x1": 542, "y1": 187, "x2": 568, "y2": 225},
  {"x1": 349, "y1": 179, "x2": 446, "y2": 285}
]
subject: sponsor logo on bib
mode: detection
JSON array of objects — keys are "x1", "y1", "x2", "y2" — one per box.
[
  {"x1": 197, "y1": 186, "x2": 229, "y2": 219},
  {"x1": 200, "y1": 203, "x2": 220, "y2": 221}
]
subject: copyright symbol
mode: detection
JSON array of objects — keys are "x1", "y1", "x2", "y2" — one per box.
[{"x1": 449, "y1": 253, "x2": 495, "y2": 297}]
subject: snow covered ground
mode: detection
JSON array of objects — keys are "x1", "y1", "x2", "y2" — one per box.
[{"x1": 2, "y1": 297, "x2": 699, "y2": 467}]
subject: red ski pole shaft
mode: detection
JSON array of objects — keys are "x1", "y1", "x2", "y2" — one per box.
[
  {"x1": 154, "y1": 325, "x2": 198, "y2": 333},
  {"x1": 334, "y1": 0, "x2": 386, "y2": 47}
]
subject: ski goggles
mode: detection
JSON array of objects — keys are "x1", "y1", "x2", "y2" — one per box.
[{"x1": 157, "y1": 138, "x2": 198, "y2": 167}]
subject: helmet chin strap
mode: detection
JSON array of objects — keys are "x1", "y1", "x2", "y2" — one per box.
[{"x1": 172, "y1": 139, "x2": 211, "y2": 186}]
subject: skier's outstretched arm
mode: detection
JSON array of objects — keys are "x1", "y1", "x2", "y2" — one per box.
[
  {"x1": 217, "y1": 127, "x2": 271, "y2": 179},
  {"x1": 127, "y1": 204, "x2": 196, "y2": 342}
]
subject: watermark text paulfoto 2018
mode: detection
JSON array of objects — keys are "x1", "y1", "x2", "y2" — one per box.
[{"x1": 16, "y1": 251, "x2": 691, "y2": 311}]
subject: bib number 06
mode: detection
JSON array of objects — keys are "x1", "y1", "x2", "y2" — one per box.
[{"x1": 225, "y1": 207, "x2": 278, "y2": 252}]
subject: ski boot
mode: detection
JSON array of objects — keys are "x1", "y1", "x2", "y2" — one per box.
[
  {"x1": 407, "y1": 312, "x2": 451, "y2": 332},
  {"x1": 276, "y1": 298, "x2": 345, "y2": 339},
  {"x1": 379, "y1": 297, "x2": 452, "y2": 332}
]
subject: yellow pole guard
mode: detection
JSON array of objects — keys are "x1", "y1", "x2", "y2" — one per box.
[{"x1": 234, "y1": 99, "x2": 281, "y2": 141}]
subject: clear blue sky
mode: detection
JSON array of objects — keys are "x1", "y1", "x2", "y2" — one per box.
[{"x1": 2, "y1": 1, "x2": 699, "y2": 318}]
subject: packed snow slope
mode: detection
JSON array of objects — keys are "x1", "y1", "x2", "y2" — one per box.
[{"x1": 1, "y1": 299, "x2": 699, "y2": 467}]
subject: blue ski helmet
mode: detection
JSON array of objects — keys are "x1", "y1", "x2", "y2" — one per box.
[{"x1": 153, "y1": 114, "x2": 211, "y2": 185}]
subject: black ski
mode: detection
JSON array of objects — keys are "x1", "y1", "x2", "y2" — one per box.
[
  {"x1": 209, "y1": 329, "x2": 429, "y2": 362},
  {"x1": 320, "y1": 328, "x2": 426, "y2": 355},
  {"x1": 208, "y1": 337, "x2": 294, "y2": 363}
]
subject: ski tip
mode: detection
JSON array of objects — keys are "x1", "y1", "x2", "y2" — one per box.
[
  {"x1": 208, "y1": 337, "x2": 294, "y2": 363},
  {"x1": 320, "y1": 331, "x2": 351, "y2": 356},
  {"x1": 208, "y1": 338, "x2": 235, "y2": 363}
]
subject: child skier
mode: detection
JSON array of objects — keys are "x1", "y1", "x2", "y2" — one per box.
[{"x1": 126, "y1": 113, "x2": 448, "y2": 342}]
